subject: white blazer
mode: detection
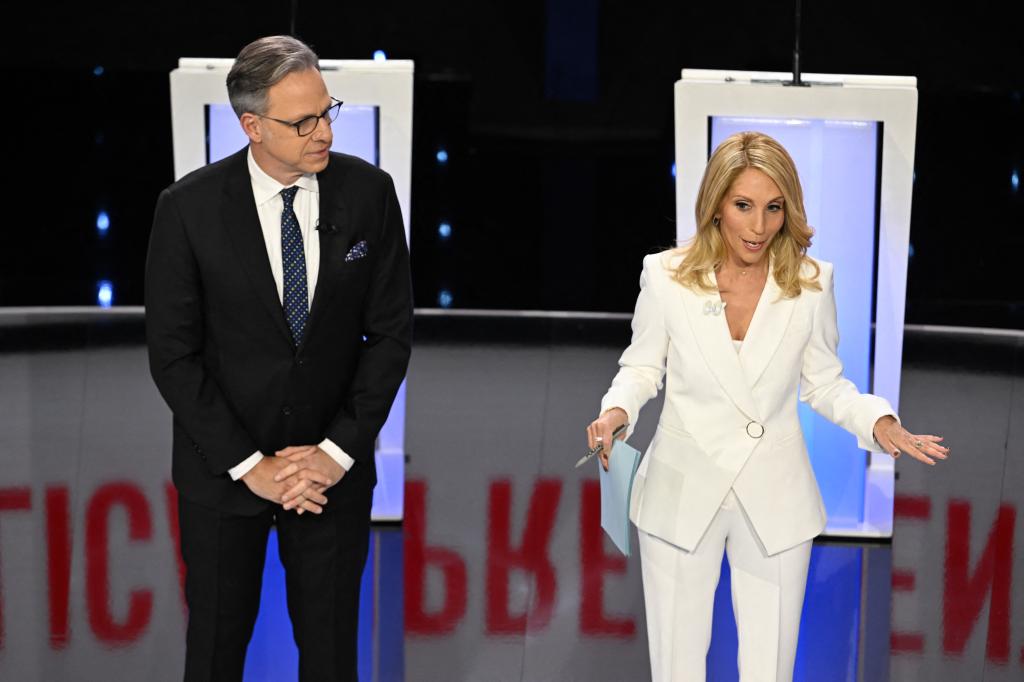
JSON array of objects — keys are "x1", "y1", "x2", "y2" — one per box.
[{"x1": 601, "y1": 250, "x2": 895, "y2": 556}]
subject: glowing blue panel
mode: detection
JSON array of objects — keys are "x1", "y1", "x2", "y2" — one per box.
[
  {"x1": 708, "y1": 544, "x2": 865, "y2": 681},
  {"x1": 244, "y1": 528, "x2": 403, "y2": 681},
  {"x1": 710, "y1": 117, "x2": 880, "y2": 528}
]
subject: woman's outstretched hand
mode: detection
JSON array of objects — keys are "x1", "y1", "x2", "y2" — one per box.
[
  {"x1": 873, "y1": 415, "x2": 949, "y2": 465},
  {"x1": 586, "y1": 407, "x2": 629, "y2": 471}
]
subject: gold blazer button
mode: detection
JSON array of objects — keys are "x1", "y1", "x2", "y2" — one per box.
[{"x1": 746, "y1": 421, "x2": 765, "y2": 439}]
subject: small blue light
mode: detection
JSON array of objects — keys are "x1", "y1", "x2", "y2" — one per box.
[
  {"x1": 436, "y1": 149, "x2": 448, "y2": 164},
  {"x1": 92, "y1": 65, "x2": 105, "y2": 77},
  {"x1": 96, "y1": 211, "x2": 110, "y2": 234},
  {"x1": 97, "y1": 281, "x2": 113, "y2": 308},
  {"x1": 438, "y1": 290, "x2": 453, "y2": 308},
  {"x1": 438, "y1": 222, "x2": 452, "y2": 239},
  {"x1": 671, "y1": 162, "x2": 676, "y2": 178},
  {"x1": 908, "y1": 243, "x2": 915, "y2": 259},
  {"x1": 1012, "y1": 169, "x2": 1019, "y2": 192},
  {"x1": 373, "y1": 50, "x2": 387, "y2": 61}
]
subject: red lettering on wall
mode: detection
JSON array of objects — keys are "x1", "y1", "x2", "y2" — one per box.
[
  {"x1": 890, "y1": 493, "x2": 930, "y2": 654},
  {"x1": 890, "y1": 633, "x2": 924, "y2": 653},
  {"x1": 163, "y1": 482, "x2": 186, "y2": 611},
  {"x1": 894, "y1": 494, "x2": 931, "y2": 520},
  {"x1": 85, "y1": 482, "x2": 154, "y2": 645},
  {"x1": 891, "y1": 570, "x2": 915, "y2": 591},
  {"x1": 942, "y1": 500, "x2": 1015, "y2": 663},
  {"x1": 45, "y1": 487, "x2": 72, "y2": 649},
  {"x1": 579, "y1": 481, "x2": 635, "y2": 637},
  {"x1": 486, "y1": 479, "x2": 561, "y2": 634},
  {"x1": 404, "y1": 480, "x2": 467, "y2": 634},
  {"x1": 0, "y1": 487, "x2": 31, "y2": 649}
]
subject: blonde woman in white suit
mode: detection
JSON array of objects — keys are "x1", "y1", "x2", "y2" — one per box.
[{"x1": 586, "y1": 131, "x2": 947, "y2": 682}]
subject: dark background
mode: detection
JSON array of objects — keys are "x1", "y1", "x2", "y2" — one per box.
[{"x1": 2, "y1": 0, "x2": 1021, "y2": 327}]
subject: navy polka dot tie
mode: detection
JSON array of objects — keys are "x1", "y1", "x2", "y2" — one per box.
[{"x1": 280, "y1": 186, "x2": 309, "y2": 348}]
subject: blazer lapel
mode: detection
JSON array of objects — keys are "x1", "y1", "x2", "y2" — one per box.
[
  {"x1": 738, "y1": 270, "x2": 797, "y2": 389},
  {"x1": 302, "y1": 161, "x2": 354, "y2": 346},
  {"x1": 678, "y1": 274, "x2": 761, "y2": 422},
  {"x1": 221, "y1": 151, "x2": 294, "y2": 346}
]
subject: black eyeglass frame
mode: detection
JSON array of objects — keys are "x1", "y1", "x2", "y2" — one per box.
[{"x1": 259, "y1": 97, "x2": 343, "y2": 137}]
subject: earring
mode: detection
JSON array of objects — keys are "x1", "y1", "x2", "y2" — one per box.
[{"x1": 712, "y1": 216, "x2": 720, "y2": 227}]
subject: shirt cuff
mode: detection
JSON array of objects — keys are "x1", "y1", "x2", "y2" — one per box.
[
  {"x1": 319, "y1": 439, "x2": 355, "y2": 471},
  {"x1": 229, "y1": 451, "x2": 265, "y2": 481}
]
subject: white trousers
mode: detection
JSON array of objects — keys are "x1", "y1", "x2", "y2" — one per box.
[{"x1": 639, "y1": 491, "x2": 812, "y2": 682}]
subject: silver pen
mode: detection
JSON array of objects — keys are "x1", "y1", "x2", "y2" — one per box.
[{"x1": 575, "y1": 423, "x2": 629, "y2": 468}]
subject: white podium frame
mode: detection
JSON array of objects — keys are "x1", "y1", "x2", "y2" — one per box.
[
  {"x1": 168, "y1": 58, "x2": 414, "y2": 521},
  {"x1": 675, "y1": 69, "x2": 918, "y2": 538}
]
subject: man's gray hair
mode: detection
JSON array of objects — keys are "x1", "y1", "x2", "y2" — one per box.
[{"x1": 226, "y1": 35, "x2": 320, "y2": 117}]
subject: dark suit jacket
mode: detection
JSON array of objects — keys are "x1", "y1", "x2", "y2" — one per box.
[{"x1": 145, "y1": 148, "x2": 412, "y2": 515}]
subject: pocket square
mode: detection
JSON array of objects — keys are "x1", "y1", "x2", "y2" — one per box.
[{"x1": 345, "y1": 240, "x2": 368, "y2": 262}]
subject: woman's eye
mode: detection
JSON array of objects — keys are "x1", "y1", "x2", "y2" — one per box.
[
  {"x1": 735, "y1": 201, "x2": 750, "y2": 210},
  {"x1": 768, "y1": 204, "x2": 782, "y2": 212}
]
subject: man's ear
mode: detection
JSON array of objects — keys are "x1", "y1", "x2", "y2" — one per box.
[{"x1": 240, "y1": 113, "x2": 262, "y2": 144}]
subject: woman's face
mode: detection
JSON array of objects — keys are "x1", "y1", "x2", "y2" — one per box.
[{"x1": 715, "y1": 168, "x2": 786, "y2": 268}]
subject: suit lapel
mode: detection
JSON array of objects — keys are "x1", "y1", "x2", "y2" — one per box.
[
  {"x1": 678, "y1": 273, "x2": 761, "y2": 421},
  {"x1": 221, "y1": 151, "x2": 294, "y2": 346},
  {"x1": 302, "y1": 160, "x2": 354, "y2": 347},
  {"x1": 737, "y1": 271, "x2": 797, "y2": 390}
]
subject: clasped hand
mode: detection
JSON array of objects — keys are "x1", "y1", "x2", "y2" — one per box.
[{"x1": 241, "y1": 445, "x2": 345, "y2": 515}]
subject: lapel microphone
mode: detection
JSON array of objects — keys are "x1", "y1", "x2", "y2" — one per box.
[{"x1": 315, "y1": 219, "x2": 339, "y2": 234}]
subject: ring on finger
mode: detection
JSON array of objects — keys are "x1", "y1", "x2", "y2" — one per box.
[{"x1": 913, "y1": 440, "x2": 923, "y2": 448}]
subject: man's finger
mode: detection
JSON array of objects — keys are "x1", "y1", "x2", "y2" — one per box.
[
  {"x1": 276, "y1": 445, "x2": 317, "y2": 458},
  {"x1": 296, "y1": 499, "x2": 323, "y2": 514},
  {"x1": 285, "y1": 449, "x2": 316, "y2": 462},
  {"x1": 296, "y1": 469, "x2": 333, "y2": 486},
  {"x1": 274, "y1": 462, "x2": 302, "y2": 482},
  {"x1": 302, "y1": 489, "x2": 329, "y2": 505},
  {"x1": 282, "y1": 480, "x2": 314, "y2": 507}
]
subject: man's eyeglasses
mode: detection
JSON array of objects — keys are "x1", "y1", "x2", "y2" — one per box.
[{"x1": 260, "y1": 97, "x2": 343, "y2": 137}]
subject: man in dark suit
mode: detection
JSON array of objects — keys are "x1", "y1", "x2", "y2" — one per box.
[{"x1": 145, "y1": 35, "x2": 412, "y2": 682}]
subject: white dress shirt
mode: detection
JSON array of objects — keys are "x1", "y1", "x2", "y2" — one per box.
[{"x1": 227, "y1": 149, "x2": 356, "y2": 481}]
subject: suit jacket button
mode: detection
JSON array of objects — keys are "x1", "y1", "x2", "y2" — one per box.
[{"x1": 746, "y1": 421, "x2": 765, "y2": 439}]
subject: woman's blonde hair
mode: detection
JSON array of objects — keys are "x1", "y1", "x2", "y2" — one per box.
[{"x1": 673, "y1": 131, "x2": 820, "y2": 298}]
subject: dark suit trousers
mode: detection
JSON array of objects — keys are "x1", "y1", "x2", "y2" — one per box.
[{"x1": 177, "y1": 468, "x2": 373, "y2": 682}]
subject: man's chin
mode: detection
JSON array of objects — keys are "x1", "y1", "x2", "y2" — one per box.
[{"x1": 301, "y1": 156, "x2": 330, "y2": 174}]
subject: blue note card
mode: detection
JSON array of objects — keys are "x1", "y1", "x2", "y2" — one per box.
[{"x1": 599, "y1": 439, "x2": 642, "y2": 556}]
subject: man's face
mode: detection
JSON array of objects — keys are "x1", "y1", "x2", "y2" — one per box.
[{"x1": 243, "y1": 68, "x2": 334, "y2": 182}]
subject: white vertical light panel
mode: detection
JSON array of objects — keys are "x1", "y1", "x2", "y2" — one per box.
[{"x1": 675, "y1": 70, "x2": 918, "y2": 538}]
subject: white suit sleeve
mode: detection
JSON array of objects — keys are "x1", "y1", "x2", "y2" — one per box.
[
  {"x1": 600, "y1": 255, "x2": 670, "y2": 437},
  {"x1": 799, "y1": 264, "x2": 897, "y2": 452}
]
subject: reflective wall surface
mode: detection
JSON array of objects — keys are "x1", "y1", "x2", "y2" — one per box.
[{"x1": 0, "y1": 312, "x2": 1020, "y2": 681}]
